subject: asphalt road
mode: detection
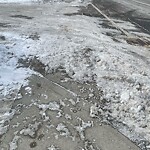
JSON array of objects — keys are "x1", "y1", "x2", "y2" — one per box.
[
  {"x1": 111, "y1": 0, "x2": 150, "y2": 17},
  {"x1": 92, "y1": 0, "x2": 150, "y2": 33},
  {"x1": 129, "y1": 0, "x2": 150, "y2": 6},
  {"x1": 112, "y1": 0, "x2": 150, "y2": 33}
]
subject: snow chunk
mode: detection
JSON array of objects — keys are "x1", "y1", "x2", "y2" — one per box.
[
  {"x1": 90, "y1": 103, "x2": 100, "y2": 118},
  {"x1": 9, "y1": 135, "x2": 20, "y2": 150},
  {"x1": 56, "y1": 123, "x2": 70, "y2": 137},
  {"x1": 75, "y1": 120, "x2": 92, "y2": 140},
  {"x1": 38, "y1": 102, "x2": 60, "y2": 111},
  {"x1": 68, "y1": 99, "x2": 76, "y2": 106},
  {"x1": 37, "y1": 101, "x2": 60, "y2": 121},
  {"x1": 47, "y1": 145, "x2": 60, "y2": 150},
  {"x1": 120, "y1": 91, "x2": 130, "y2": 102},
  {"x1": 25, "y1": 86, "x2": 32, "y2": 95},
  {"x1": 65, "y1": 114, "x2": 72, "y2": 120},
  {"x1": 20, "y1": 122, "x2": 41, "y2": 138}
]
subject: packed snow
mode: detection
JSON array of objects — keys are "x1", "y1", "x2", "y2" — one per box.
[{"x1": 0, "y1": 0, "x2": 150, "y2": 148}]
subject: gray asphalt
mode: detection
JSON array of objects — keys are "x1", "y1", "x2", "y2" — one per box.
[
  {"x1": 92, "y1": 0, "x2": 150, "y2": 32},
  {"x1": 130, "y1": 0, "x2": 150, "y2": 5},
  {"x1": 111, "y1": 0, "x2": 150, "y2": 17}
]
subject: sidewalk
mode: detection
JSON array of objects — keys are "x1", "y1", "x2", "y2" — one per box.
[
  {"x1": 0, "y1": 1, "x2": 150, "y2": 149},
  {"x1": 1, "y1": 73, "x2": 140, "y2": 150}
]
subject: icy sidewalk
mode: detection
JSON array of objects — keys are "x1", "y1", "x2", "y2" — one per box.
[
  {"x1": 0, "y1": 1, "x2": 150, "y2": 149},
  {"x1": 0, "y1": 73, "x2": 140, "y2": 150}
]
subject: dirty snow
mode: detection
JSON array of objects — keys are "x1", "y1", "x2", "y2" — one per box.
[
  {"x1": 36, "y1": 101, "x2": 60, "y2": 121},
  {"x1": 20, "y1": 122, "x2": 41, "y2": 138},
  {"x1": 90, "y1": 103, "x2": 100, "y2": 118},
  {"x1": 75, "y1": 119, "x2": 92, "y2": 140},
  {"x1": 56, "y1": 123, "x2": 70, "y2": 137},
  {"x1": 0, "y1": 0, "x2": 150, "y2": 148}
]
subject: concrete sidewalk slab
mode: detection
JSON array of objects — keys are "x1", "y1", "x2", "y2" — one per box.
[{"x1": 0, "y1": 73, "x2": 140, "y2": 150}]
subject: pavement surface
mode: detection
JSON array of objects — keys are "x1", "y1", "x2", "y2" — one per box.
[
  {"x1": 112, "y1": 0, "x2": 150, "y2": 16},
  {"x1": 92, "y1": 0, "x2": 150, "y2": 33},
  {"x1": 0, "y1": 0, "x2": 150, "y2": 150},
  {"x1": 0, "y1": 72, "x2": 140, "y2": 150}
]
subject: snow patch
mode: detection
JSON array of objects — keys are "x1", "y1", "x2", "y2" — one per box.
[
  {"x1": 56, "y1": 123, "x2": 70, "y2": 137},
  {"x1": 9, "y1": 135, "x2": 20, "y2": 150},
  {"x1": 75, "y1": 119, "x2": 92, "y2": 140},
  {"x1": 36, "y1": 101, "x2": 60, "y2": 121},
  {"x1": 47, "y1": 145, "x2": 60, "y2": 150},
  {"x1": 20, "y1": 122, "x2": 41, "y2": 138}
]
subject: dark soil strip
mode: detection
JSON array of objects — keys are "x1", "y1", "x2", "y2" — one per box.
[
  {"x1": 0, "y1": 23, "x2": 11, "y2": 28},
  {"x1": 18, "y1": 56, "x2": 46, "y2": 75},
  {"x1": 64, "y1": 5, "x2": 104, "y2": 18},
  {"x1": 10, "y1": 15, "x2": 34, "y2": 20}
]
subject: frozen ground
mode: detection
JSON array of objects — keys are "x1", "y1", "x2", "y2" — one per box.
[{"x1": 0, "y1": 0, "x2": 150, "y2": 149}]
